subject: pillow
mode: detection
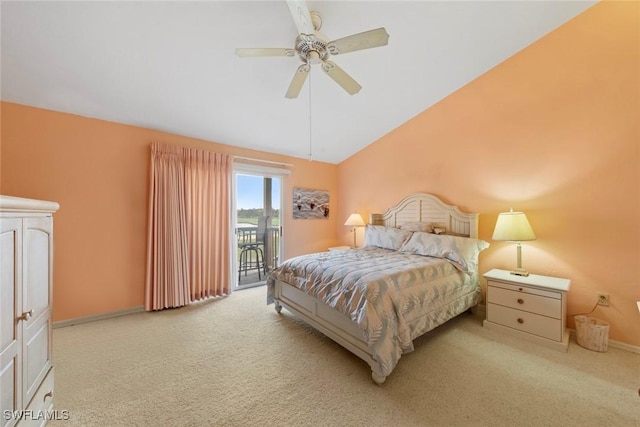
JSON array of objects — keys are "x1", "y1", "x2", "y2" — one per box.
[
  {"x1": 400, "y1": 231, "x2": 489, "y2": 272},
  {"x1": 399, "y1": 222, "x2": 447, "y2": 234},
  {"x1": 432, "y1": 226, "x2": 446, "y2": 235},
  {"x1": 399, "y1": 222, "x2": 432, "y2": 233},
  {"x1": 364, "y1": 225, "x2": 412, "y2": 251}
]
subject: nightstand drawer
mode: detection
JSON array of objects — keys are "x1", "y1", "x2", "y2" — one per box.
[
  {"x1": 487, "y1": 280, "x2": 561, "y2": 300},
  {"x1": 487, "y1": 303, "x2": 562, "y2": 342},
  {"x1": 487, "y1": 285, "x2": 561, "y2": 319}
]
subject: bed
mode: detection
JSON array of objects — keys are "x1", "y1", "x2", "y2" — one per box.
[{"x1": 266, "y1": 193, "x2": 488, "y2": 384}]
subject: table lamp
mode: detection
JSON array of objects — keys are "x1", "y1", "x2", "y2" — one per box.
[
  {"x1": 344, "y1": 213, "x2": 365, "y2": 248},
  {"x1": 492, "y1": 209, "x2": 536, "y2": 276}
]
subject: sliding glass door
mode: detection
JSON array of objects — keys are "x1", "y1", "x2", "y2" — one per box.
[{"x1": 232, "y1": 169, "x2": 282, "y2": 290}]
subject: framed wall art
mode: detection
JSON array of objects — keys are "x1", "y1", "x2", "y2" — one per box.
[{"x1": 293, "y1": 187, "x2": 329, "y2": 219}]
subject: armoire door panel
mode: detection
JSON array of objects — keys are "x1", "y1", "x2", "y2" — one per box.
[
  {"x1": 0, "y1": 218, "x2": 22, "y2": 425},
  {"x1": 0, "y1": 358, "x2": 18, "y2": 427},
  {"x1": 24, "y1": 320, "x2": 50, "y2": 403},
  {"x1": 21, "y1": 217, "x2": 53, "y2": 408},
  {"x1": 1, "y1": 223, "x2": 20, "y2": 352},
  {"x1": 24, "y1": 218, "x2": 52, "y2": 322}
]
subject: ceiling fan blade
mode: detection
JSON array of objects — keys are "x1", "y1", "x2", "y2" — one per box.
[
  {"x1": 285, "y1": 0, "x2": 315, "y2": 38},
  {"x1": 321, "y1": 61, "x2": 361, "y2": 95},
  {"x1": 235, "y1": 48, "x2": 295, "y2": 58},
  {"x1": 328, "y1": 28, "x2": 390, "y2": 55},
  {"x1": 285, "y1": 63, "x2": 310, "y2": 99}
]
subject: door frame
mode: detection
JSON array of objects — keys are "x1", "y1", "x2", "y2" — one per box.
[{"x1": 231, "y1": 162, "x2": 289, "y2": 291}]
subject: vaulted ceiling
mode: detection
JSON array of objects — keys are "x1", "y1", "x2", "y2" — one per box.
[{"x1": 1, "y1": 1, "x2": 596, "y2": 164}]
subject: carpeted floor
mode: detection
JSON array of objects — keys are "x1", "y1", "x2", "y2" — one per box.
[{"x1": 50, "y1": 286, "x2": 639, "y2": 426}]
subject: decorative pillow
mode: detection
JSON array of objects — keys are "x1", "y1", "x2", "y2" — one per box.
[
  {"x1": 432, "y1": 226, "x2": 446, "y2": 235},
  {"x1": 364, "y1": 225, "x2": 413, "y2": 251},
  {"x1": 400, "y1": 231, "x2": 489, "y2": 272},
  {"x1": 399, "y1": 222, "x2": 432, "y2": 233}
]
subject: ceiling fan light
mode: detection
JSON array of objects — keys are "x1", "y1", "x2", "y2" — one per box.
[{"x1": 307, "y1": 51, "x2": 321, "y2": 64}]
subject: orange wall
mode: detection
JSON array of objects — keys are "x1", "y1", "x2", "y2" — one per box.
[
  {"x1": 337, "y1": 1, "x2": 640, "y2": 346},
  {"x1": 1, "y1": 103, "x2": 338, "y2": 321}
]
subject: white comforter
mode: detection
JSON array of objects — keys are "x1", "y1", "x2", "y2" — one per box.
[{"x1": 267, "y1": 247, "x2": 481, "y2": 377}]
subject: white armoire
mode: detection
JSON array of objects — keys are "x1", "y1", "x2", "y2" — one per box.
[{"x1": 1, "y1": 196, "x2": 59, "y2": 426}]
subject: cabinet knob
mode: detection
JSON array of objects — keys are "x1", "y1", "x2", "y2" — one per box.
[
  {"x1": 517, "y1": 318, "x2": 524, "y2": 324},
  {"x1": 44, "y1": 391, "x2": 53, "y2": 401},
  {"x1": 517, "y1": 298, "x2": 524, "y2": 304},
  {"x1": 18, "y1": 309, "x2": 33, "y2": 321}
]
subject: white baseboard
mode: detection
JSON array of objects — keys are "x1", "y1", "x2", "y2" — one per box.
[
  {"x1": 569, "y1": 329, "x2": 640, "y2": 355},
  {"x1": 53, "y1": 306, "x2": 145, "y2": 329}
]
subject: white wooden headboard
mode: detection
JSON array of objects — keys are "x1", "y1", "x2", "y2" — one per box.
[{"x1": 370, "y1": 193, "x2": 479, "y2": 238}]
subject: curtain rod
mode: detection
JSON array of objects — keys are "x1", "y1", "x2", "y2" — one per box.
[{"x1": 233, "y1": 156, "x2": 294, "y2": 168}]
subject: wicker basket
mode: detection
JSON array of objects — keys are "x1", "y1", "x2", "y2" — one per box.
[{"x1": 575, "y1": 315, "x2": 609, "y2": 352}]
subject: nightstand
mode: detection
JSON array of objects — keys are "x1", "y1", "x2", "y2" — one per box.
[
  {"x1": 483, "y1": 268, "x2": 571, "y2": 351},
  {"x1": 328, "y1": 246, "x2": 351, "y2": 252}
]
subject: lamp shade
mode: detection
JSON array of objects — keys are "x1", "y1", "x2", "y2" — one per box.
[
  {"x1": 492, "y1": 210, "x2": 536, "y2": 242},
  {"x1": 344, "y1": 213, "x2": 365, "y2": 227}
]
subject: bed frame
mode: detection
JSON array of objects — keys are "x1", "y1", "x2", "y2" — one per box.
[{"x1": 272, "y1": 193, "x2": 479, "y2": 384}]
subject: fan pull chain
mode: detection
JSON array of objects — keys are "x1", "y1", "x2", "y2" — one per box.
[{"x1": 308, "y1": 69, "x2": 313, "y2": 161}]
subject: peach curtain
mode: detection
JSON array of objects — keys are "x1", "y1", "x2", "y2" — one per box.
[{"x1": 145, "y1": 143, "x2": 232, "y2": 311}]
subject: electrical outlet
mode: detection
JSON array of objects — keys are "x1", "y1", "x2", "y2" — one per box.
[{"x1": 597, "y1": 292, "x2": 610, "y2": 306}]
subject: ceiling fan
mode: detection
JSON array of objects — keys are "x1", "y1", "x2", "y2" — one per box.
[{"x1": 236, "y1": 0, "x2": 389, "y2": 99}]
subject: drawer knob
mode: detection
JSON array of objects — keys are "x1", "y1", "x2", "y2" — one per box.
[
  {"x1": 517, "y1": 318, "x2": 524, "y2": 324},
  {"x1": 44, "y1": 391, "x2": 53, "y2": 401},
  {"x1": 18, "y1": 309, "x2": 33, "y2": 321},
  {"x1": 517, "y1": 298, "x2": 524, "y2": 304}
]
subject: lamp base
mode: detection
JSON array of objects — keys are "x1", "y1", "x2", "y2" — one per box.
[
  {"x1": 351, "y1": 227, "x2": 357, "y2": 248},
  {"x1": 510, "y1": 268, "x2": 530, "y2": 277}
]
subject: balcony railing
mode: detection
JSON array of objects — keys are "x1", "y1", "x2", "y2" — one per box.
[{"x1": 236, "y1": 226, "x2": 280, "y2": 285}]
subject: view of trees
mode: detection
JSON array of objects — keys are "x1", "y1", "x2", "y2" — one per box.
[
  {"x1": 237, "y1": 208, "x2": 279, "y2": 219},
  {"x1": 237, "y1": 208, "x2": 280, "y2": 226}
]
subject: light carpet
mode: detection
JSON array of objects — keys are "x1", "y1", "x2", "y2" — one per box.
[{"x1": 50, "y1": 286, "x2": 639, "y2": 426}]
